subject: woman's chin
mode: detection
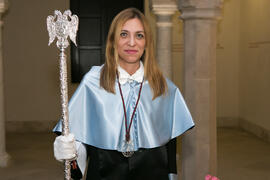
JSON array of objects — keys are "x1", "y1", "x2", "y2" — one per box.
[{"x1": 119, "y1": 59, "x2": 141, "y2": 65}]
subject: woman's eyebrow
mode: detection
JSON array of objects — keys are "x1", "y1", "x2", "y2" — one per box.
[{"x1": 121, "y1": 30, "x2": 145, "y2": 33}]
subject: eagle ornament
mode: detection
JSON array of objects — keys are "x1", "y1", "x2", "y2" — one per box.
[{"x1": 47, "y1": 10, "x2": 78, "y2": 49}]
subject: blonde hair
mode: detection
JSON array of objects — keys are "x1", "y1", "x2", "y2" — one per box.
[{"x1": 100, "y1": 8, "x2": 167, "y2": 99}]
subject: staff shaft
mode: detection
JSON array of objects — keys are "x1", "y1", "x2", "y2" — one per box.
[{"x1": 59, "y1": 48, "x2": 71, "y2": 180}]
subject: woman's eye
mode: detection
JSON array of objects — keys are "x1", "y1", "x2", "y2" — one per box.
[
  {"x1": 120, "y1": 32, "x2": 128, "y2": 37},
  {"x1": 136, "y1": 33, "x2": 144, "y2": 39}
]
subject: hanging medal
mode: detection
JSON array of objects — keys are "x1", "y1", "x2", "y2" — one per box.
[
  {"x1": 121, "y1": 138, "x2": 135, "y2": 157},
  {"x1": 117, "y1": 76, "x2": 143, "y2": 157}
]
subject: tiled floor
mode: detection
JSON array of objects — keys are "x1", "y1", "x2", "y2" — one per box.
[{"x1": 0, "y1": 128, "x2": 269, "y2": 180}]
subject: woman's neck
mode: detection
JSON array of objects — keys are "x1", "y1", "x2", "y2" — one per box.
[{"x1": 119, "y1": 62, "x2": 140, "y2": 75}]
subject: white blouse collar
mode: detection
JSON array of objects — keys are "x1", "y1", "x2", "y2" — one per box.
[{"x1": 117, "y1": 61, "x2": 144, "y2": 84}]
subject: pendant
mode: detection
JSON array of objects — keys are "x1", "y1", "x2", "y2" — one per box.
[{"x1": 121, "y1": 139, "x2": 134, "y2": 157}]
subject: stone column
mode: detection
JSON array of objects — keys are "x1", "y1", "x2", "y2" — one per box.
[
  {"x1": 178, "y1": 0, "x2": 222, "y2": 179},
  {"x1": 0, "y1": 0, "x2": 9, "y2": 168},
  {"x1": 151, "y1": 0, "x2": 178, "y2": 79}
]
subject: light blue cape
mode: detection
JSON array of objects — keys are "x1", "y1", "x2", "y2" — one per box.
[{"x1": 53, "y1": 66, "x2": 194, "y2": 151}]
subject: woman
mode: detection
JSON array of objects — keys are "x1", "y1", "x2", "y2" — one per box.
[{"x1": 53, "y1": 8, "x2": 194, "y2": 180}]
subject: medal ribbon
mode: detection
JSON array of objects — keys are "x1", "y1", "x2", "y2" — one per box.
[{"x1": 117, "y1": 76, "x2": 143, "y2": 142}]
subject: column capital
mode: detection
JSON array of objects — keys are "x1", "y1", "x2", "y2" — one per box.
[
  {"x1": 150, "y1": 0, "x2": 178, "y2": 16},
  {"x1": 179, "y1": 0, "x2": 223, "y2": 9},
  {"x1": 178, "y1": 0, "x2": 223, "y2": 20},
  {"x1": 149, "y1": 1, "x2": 175, "y2": 78},
  {"x1": 0, "y1": 0, "x2": 8, "y2": 14}
]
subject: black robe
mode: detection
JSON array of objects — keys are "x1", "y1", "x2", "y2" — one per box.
[{"x1": 71, "y1": 138, "x2": 177, "y2": 180}]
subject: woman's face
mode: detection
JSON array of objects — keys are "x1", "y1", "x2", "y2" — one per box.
[{"x1": 117, "y1": 18, "x2": 146, "y2": 68}]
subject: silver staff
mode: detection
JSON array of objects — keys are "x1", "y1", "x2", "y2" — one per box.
[{"x1": 47, "y1": 10, "x2": 79, "y2": 180}]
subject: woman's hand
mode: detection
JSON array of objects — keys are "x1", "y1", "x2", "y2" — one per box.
[{"x1": 53, "y1": 133, "x2": 77, "y2": 162}]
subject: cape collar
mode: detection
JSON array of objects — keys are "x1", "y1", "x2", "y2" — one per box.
[{"x1": 117, "y1": 61, "x2": 144, "y2": 84}]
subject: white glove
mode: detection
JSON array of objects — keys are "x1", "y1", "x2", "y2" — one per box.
[
  {"x1": 168, "y1": 174, "x2": 178, "y2": 180},
  {"x1": 54, "y1": 133, "x2": 77, "y2": 162}
]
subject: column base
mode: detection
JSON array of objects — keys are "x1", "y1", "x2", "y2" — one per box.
[{"x1": 0, "y1": 152, "x2": 10, "y2": 167}]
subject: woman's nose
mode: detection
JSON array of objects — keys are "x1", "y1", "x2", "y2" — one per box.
[{"x1": 128, "y1": 36, "x2": 135, "y2": 46}]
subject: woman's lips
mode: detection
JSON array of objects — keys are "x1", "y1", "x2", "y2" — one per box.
[{"x1": 125, "y1": 50, "x2": 138, "y2": 54}]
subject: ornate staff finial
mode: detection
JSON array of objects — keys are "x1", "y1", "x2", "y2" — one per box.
[
  {"x1": 47, "y1": 10, "x2": 78, "y2": 48},
  {"x1": 47, "y1": 10, "x2": 79, "y2": 180}
]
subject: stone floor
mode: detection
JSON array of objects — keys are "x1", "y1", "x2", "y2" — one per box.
[
  {"x1": 0, "y1": 128, "x2": 269, "y2": 180},
  {"x1": 217, "y1": 128, "x2": 270, "y2": 180}
]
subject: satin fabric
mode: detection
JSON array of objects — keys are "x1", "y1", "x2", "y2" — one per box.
[{"x1": 53, "y1": 65, "x2": 194, "y2": 152}]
